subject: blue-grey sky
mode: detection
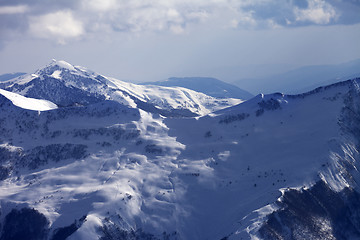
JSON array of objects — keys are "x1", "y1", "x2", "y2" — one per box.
[{"x1": 0, "y1": 0, "x2": 359, "y2": 85}]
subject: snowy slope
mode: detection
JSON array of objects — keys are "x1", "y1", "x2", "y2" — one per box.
[
  {"x1": 142, "y1": 77, "x2": 254, "y2": 100},
  {"x1": 0, "y1": 60, "x2": 242, "y2": 117},
  {"x1": 0, "y1": 89, "x2": 57, "y2": 111},
  {"x1": 1, "y1": 61, "x2": 360, "y2": 239},
  {"x1": 164, "y1": 81, "x2": 357, "y2": 239}
]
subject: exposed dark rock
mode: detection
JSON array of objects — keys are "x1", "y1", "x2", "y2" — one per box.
[
  {"x1": 259, "y1": 181, "x2": 360, "y2": 240},
  {"x1": 5, "y1": 76, "x2": 105, "y2": 107},
  {"x1": 100, "y1": 221, "x2": 160, "y2": 240},
  {"x1": 19, "y1": 144, "x2": 88, "y2": 169},
  {"x1": 145, "y1": 144, "x2": 163, "y2": 154},
  {"x1": 219, "y1": 113, "x2": 249, "y2": 124},
  {"x1": 0, "y1": 166, "x2": 11, "y2": 180},
  {"x1": 0, "y1": 208, "x2": 49, "y2": 240},
  {"x1": 258, "y1": 98, "x2": 281, "y2": 111},
  {"x1": 51, "y1": 215, "x2": 86, "y2": 240}
]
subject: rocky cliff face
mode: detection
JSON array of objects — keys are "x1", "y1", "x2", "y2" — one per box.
[{"x1": 241, "y1": 80, "x2": 360, "y2": 240}]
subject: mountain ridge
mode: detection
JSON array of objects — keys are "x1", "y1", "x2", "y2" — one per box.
[
  {"x1": 0, "y1": 60, "x2": 242, "y2": 117},
  {"x1": 233, "y1": 58, "x2": 360, "y2": 94},
  {"x1": 0, "y1": 72, "x2": 26, "y2": 82},
  {"x1": 142, "y1": 77, "x2": 254, "y2": 100}
]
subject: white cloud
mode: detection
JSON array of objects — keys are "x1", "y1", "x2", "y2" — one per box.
[
  {"x1": 0, "y1": 5, "x2": 29, "y2": 14},
  {"x1": 294, "y1": 0, "x2": 337, "y2": 24},
  {"x1": 29, "y1": 10, "x2": 84, "y2": 43},
  {"x1": 77, "y1": 0, "x2": 232, "y2": 34},
  {"x1": 84, "y1": 0, "x2": 119, "y2": 12},
  {"x1": 73, "y1": 0, "x2": 339, "y2": 36},
  {"x1": 167, "y1": 8, "x2": 181, "y2": 19},
  {"x1": 108, "y1": 4, "x2": 189, "y2": 33},
  {"x1": 235, "y1": 11, "x2": 258, "y2": 28},
  {"x1": 187, "y1": 11, "x2": 209, "y2": 22},
  {"x1": 170, "y1": 24, "x2": 185, "y2": 34},
  {"x1": 0, "y1": 0, "x2": 355, "y2": 45}
]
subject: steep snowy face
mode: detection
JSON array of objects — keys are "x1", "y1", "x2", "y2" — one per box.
[
  {"x1": 255, "y1": 82, "x2": 360, "y2": 240},
  {"x1": 0, "y1": 60, "x2": 242, "y2": 116},
  {"x1": 163, "y1": 79, "x2": 360, "y2": 239},
  {"x1": 0, "y1": 89, "x2": 57, "y2": 111}
]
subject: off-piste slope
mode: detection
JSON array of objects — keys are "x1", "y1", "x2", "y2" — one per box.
[
  {"x1": 0, "y1": 60, "x2": 360, "y2": 240},
  {"x1": 165, "y1": 80, "x2": 360, "y2": 239}
]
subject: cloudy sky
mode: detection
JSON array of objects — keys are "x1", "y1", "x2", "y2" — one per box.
[{"x1": 0, "y1": 0, "x2": 359, "y2": 87}]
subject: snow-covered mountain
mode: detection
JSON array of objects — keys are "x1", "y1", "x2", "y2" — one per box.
[
  {"x1": 142, "y1": 77, "x2": 254, "y2": 100},
  {"x1": 0, "y1": 60, "x2": 241, "y2": 117},
  {"x1": 1, "y1": 60, "x2": 360, "y2": 240},
  {"x1": 0, "y1": 72, "x2": 26, "y2": 82}
]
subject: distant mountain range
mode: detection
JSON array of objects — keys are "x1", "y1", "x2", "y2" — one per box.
[
  {"x1": 0, "y1": 72, "x2": 26, "y2": 82},
  {"x1": 142, "y1": 77, "x2": 254, "y2": 100},
  {"x1": 233, "y1": 58, "x2": 360, "y2": 94}
]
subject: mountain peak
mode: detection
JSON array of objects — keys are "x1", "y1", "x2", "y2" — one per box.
[
  {"x1": 49, "y1": 59, "x2": 76, "y2": 71},
  {"x1": 35, "y1": 59, "x2": 77, "y2": 77},
  {"x1": 0, "y1": 60, "x2": 241, "y2": 115}
]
